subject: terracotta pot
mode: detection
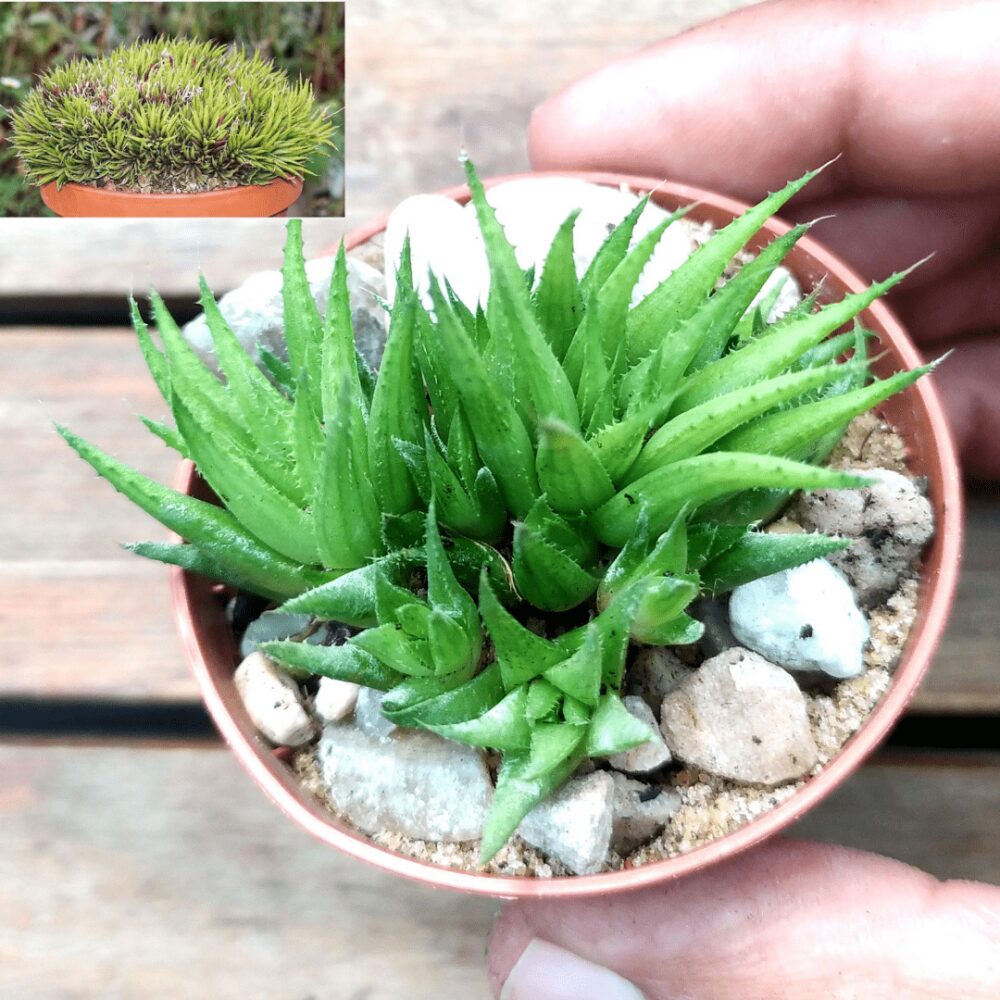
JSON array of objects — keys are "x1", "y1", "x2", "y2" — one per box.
[
  {"x1": 172, "y1": 171, "x2": 963, "y2": 899},
  {"x1": 40, "y1": 176, "x2": 302, "y2": 218}
]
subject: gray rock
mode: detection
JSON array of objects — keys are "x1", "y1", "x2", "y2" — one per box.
[
  {"x1": 690, "y1": 596, "x2": 737, "y2": 659},
  {"x1": 626, "y1": 646, "x2": 694, "y2": 712},
  {"x1": 518, "y1": 772, "x2": 615, "y2": 875},
  {"x1": 796, "y1": 468, "x2": 934, "y2": 605},
  {"x1": 609, "y1": 773, "x2": 681, "y2": 855},
  {"x1": 607, "y1": 696, "x2": 672, "y2": 774},
  {"x1": 318, "y1": 722, "x2": 493, "y2": 841},
  {"x1": 183, "y1": 254, "x2": 388, "y2": 372},
  {"x1": 234, "y1": 652, "x2": 316, "y2": 747},
  {"x1": 660, "y1": 647, "x2": 819, "y2": 786},
  {"x1": 354, "y1": 687, "x2": 398, "y2": 740},
  {"x1": 729, "y1": 559, "x2": 869, "y2": 680},
  {"x1": 313, "y1": 677, "x2": 359, "y2": 722},
  {"x1": 238, "y1": 610, "x2": 315, "y2": 659}
]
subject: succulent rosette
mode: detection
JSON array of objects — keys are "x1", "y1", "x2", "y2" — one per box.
[
  {"x1": 13, "y1": 37, "x2": 333, "y2": 191},
  {"x1": 59, "y1": 160, "x2": 934, "y2": 861}
]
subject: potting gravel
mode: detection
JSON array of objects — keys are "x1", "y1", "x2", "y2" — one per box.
[{"x1": 290, "y1": 414, "x2": 925, "y2": 877}]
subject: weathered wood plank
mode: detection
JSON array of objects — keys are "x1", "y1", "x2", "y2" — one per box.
[
  {"x1": 0, "y1": 745, "x2": 995, "y2": 999},
  {"x1": 929, "y1": 488, "x2": 1000, "y2": 713},
  {"x1": 793, "y1": 752, "x2": 1000, "y2": 882},
  {"x1": 0, "y1": 329, "x2": 192, "y2": 697},
  {"x1": 0, "y1": 330, "x2": 174, "y2": 559},
  {"x1": 2, "y1": 328, "x2": 997, "y2": 706},
  {"x1": 0, "y1": 220, "x2": 347, "y2": 300},
  {"x1": 0, "y1": 744, "x2": 496, "y2": 1000}
]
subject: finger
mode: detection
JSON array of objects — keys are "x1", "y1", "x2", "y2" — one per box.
[
  {"x1": 927, "y1": 334, "x2": 1000, "y2": 479},
  {"x1": 529, "y1": 0, "x2": 1000, "y2": 202},
  {"x1": 797, "y1": 194, "x2": 1000, "y2": 289},
  {"x1": 896, "y1": 255, "x2": 1000, "y2": 344},
  {"x1": 488, "y1": 839, "x2": 1000, "y2": 999}
]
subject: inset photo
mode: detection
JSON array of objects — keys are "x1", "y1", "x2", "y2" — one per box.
[{"x1": 0, "y1": 1, "x2": 344, "y2": 216}]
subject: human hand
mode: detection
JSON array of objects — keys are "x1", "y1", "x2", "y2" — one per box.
[
  {"x1": 487, "y1": 839, "x2": 1000, "y2": 998},
  {"x1": 528, "y1": 0, "x2": 1000, "y2": 478}
]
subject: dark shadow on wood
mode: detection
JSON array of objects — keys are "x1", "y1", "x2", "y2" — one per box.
[
  {"x1": 0, "y1": 296, "x2": 202, "y2": 328},
  {"x1": 2, "y1": 699, "x2": 999, "y2": 750}
]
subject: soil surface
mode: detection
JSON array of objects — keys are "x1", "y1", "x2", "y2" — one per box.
[{"x1": 292, "y1": 415, "x2": 924, "y2": 877}]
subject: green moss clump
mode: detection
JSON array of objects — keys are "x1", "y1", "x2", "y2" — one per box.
[{"x1": 12, "y1": 37, "x2": 334, "y2": 192}]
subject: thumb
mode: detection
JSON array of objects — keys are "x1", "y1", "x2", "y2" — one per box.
[{"x1": 488, "y1": 839, "x2": 1000, "y2": 999}]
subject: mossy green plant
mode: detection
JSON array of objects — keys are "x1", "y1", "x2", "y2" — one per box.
[
  {"x1": 59, "y1": 159, "x2": 937, "y2": 864},
  {"x1": 12, "y1": 37, "x2": 334, "y2": 192}
]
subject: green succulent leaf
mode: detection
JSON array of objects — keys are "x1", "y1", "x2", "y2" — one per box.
[
  {"x1": 522, "y1": 722, "x2": 588, "y2": 781},
  {"x1": 423, "y1": 276, "x2": 539, "y2": 517},
  {"x1": 700, "y1": 530, "x2": 852, "y2": 594},
  {"x1": 630, "y1": 574, "x2": 701, "y2": 645},
  {"x1": 592, "y1": 453, "x2": 873, "y2": 546},
  {"x1": 353, "y1": 621, "x2": 436, "y2": 675},
  {"x1": 626, "y1": 165, "x2": 828, "y2": 361},
  {"x1": 280, "y1": 557, "x2": 407, "y2": 627},
  {"x1": 463, "y1": 160, "x2": 580, "y2": 433},
  {"x1": 525, "y1": 678, "x2": 565, "y2": 723},
  {"x1": 125, "y1": 540, "x2": 318, "y2": 604},
  {"x1": 639, "y1": 612, "x2": 704, "y2": 646},
  {"x1": 429, "y1": 685, "x2": 532, "y2": 751},
  {"x1": 535, "y1": 418, "x2": 616, "y2": 515},
  {"x1": 58, "y1": 425, "x2": 326, "y2": 599},
  {"x1": 685, "y1": 223, "x2": 812, "y2": 374},
  {"x1": 379, "y1": 662, "x2": 481, "y2": 718},
  {"x1": 315, "y1": 371, "x2": 382, "y2": 569},
  {"x1": 542, "y1": 625, "x2": 603, "y2": 707},
  {"x1": 533, "y1": 209, "x2": 583, "y2": 359},
  {"x1": 672, "y1": 263, "x2": 922, "y2": 413},
  {"x1": 479, "y1": 746, "x2": 585, "y2": 864},
  {"x1": 368, "y1": 288, "x2": 424, "y2": 516},
  {"x1": 140, "y1": 417, "x2": 188, "y2": 456},
  {"x1": 172, "y1": 394, "x2": 320, "y2": 565},
  {"x1": 598, "y1": 507, "x2": 689, "y2": 610},
  {"x1": 263, "y1": 640, "x2": 402, "y2": 690},
  {"x1": 627, "y1": 360, "x2": 866, "y2": 481},
  {"x1": 714, "y1": 361, "x2": 937, "y2": 460},
  {"x1": 512, "y1": 520, "x2": 600, "y2": 612},
  {"x1": 479, "y1": 569, "x2": 565, "y2": 689},
  {"x1": 585, "y1": 693, "x2": 657, "y2": 757},
  {"x1": 386, "y1": 662, "x2": 504, "y2": 727},
  {"x1": 579, "y1": 195, "x2": 648, "y2": 297},
  {"x1": 282, "y1": 221, "x2": 324, "y2": 410}
]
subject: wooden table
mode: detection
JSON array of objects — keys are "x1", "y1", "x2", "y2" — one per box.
[{"x1": 2, "y1": 2, "x2": 998, "y2": 997}]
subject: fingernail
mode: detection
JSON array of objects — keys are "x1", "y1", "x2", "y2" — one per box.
[{"x1": 499, "y1": 938, "x2": 646, "y2": 1000}]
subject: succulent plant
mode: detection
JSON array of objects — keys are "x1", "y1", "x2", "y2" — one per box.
[
  {"x1": 60, "y1": 159, "x2": 935, "y2": 862},
  {"x1": 12, "y1": 37, "x2": 333, "y2": 191}
]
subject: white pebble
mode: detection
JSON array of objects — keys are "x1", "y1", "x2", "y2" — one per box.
[
  {"x1": 729, "y1": 560, "x2": 869, "y2": 680},
  {"x1": 234, "y1": 652, "x2": 316, "y2": 747},
  {"x1": 313, "y1": 677, "x2": 360, "y2": 722}
]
